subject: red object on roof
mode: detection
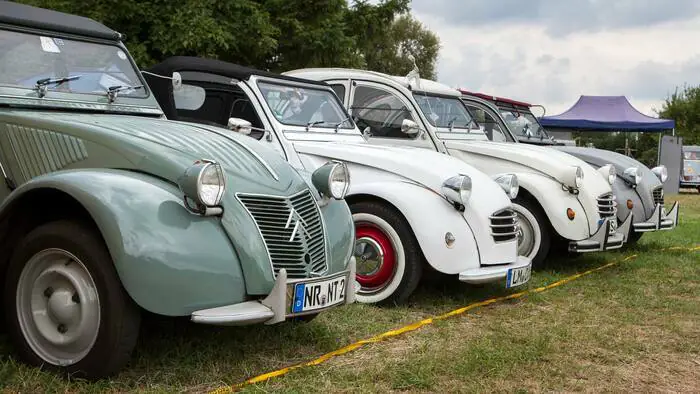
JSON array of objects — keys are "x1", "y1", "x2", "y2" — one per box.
[{"x1": 459, "y1": 89, "x2": 533, "y2": 107}]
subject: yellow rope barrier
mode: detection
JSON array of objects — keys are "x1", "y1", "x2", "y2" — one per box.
[{"x1": 210, "y1": 246, "x2": 698, "y2": 393}]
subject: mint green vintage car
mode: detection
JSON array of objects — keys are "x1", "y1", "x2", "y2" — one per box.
[{"x1": 0, "y1": 2, "x2": 356, "y2": 379}]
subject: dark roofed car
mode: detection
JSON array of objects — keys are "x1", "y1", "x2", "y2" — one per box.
[{"x1": 0, "y1": 1, "x2": 356, "y2": 380}]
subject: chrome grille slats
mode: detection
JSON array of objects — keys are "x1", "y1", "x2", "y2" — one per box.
[
  {"x1": 490, "y1": 209, "x2": 518, "y2": 242},
  {"x1": 652, "y1": 186, "x2": 664, "y2": 206},
  {"x1": 237, "y1": 190, "x2": 327, "y2": 279},
  {"x1": 597, "y1": 192, "x2": 616, "y2": 218}
]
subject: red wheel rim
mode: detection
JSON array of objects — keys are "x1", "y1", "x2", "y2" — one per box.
[{"x1": 354, "y1": 224, "x2": 396, "y2": 289}]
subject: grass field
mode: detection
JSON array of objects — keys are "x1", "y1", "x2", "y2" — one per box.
[{"x1": 1, "y1": 193, "x2": 698, "y2": 393}]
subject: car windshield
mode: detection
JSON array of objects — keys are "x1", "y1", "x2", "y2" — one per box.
[
  {"x1": 499, "y1": 108, "x2": 549, "y2": 139},
  {"x1": 0, "y1": 29, "x2": 146, "y2": 98},
  {"x1": 684, "y1": 160, "x2": 700, "y2": 176},
  {"x1": 412, "y1": 93, "x2": 475, "y2": 131},
  {"x1": 258, "y1": 81, "x2": 354, "y2": 130}
]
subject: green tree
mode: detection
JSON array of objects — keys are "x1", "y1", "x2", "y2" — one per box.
[
  {"x1": 658, "y1": 84, "x2": 700, "y2": 145},
  {"x1": 346, "y1": 0, "x2": 440, "y2": 79},
  {"x1": 20, "y1": 0, "x2": 441, "y2": 78}
]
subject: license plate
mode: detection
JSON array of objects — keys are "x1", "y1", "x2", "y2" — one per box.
[
  {"x1": 598, "y1": 219, "x2": 617, "y2": 235},
  {"x1": 506, "y1": 265, "x2": 531, "y2": 288},
  {"x1": 292, "y1": 274, "x2": 346, "y2": 313}
]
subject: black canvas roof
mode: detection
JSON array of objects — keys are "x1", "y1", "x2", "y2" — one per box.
[
  {"x1": 147, "y1": 56, "x2": 329, "y2": 88},
  {"x1": 0, "y1": 1, "x2": 121, "y2": 41}
]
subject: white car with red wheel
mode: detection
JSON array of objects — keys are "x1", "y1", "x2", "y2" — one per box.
[
  {"x1": 144, "y1": 57, "x2": 532, "y2": 305},
  {"x1": 285, "y1": 67, "x2": 631, "y2": 267}
]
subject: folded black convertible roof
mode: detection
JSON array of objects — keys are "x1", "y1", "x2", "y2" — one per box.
[
  {"x1": 0, "y1": 1, "x2": 121, "y2": 41},
  {"x1": 148, "y1": 56, "x2": 330, "y2": 88}
]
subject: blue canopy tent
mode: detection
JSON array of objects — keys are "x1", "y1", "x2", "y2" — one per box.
[{"x1": 540, "y1": 95, "x2": 675, "y2": 131}]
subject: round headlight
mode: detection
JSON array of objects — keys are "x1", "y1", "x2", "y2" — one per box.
[
  {"x1": 598, "y1": 164, "x2": 616, "y2": 185},
  {"x1": 575, "y1": 166, "x2": 584, "y2": 188},
  {"x1": 178, "y1": 160, "x2": 226, "y2": 209},
  {"x1": 624, "y1": 166, "x2": 642, "y2": 185},
  {"x1": 495, "y1": 173, "x2": 519, "y2": 199},
  {"x1": 199, "y1": 163, "x2": 226, "y2": 206},
  {"x1": 652, "y1": 165, "x2": 668, "y2": 183},
  {"x1": 312, "y1": 161, "x2": 350, "y2": 199},
  {"x1": 442, "y1": 174, "x2": 472, "y2": 206}
]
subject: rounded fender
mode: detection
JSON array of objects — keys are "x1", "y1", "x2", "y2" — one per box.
[
  {"x1": 348, "y1": 181, "x2": 480, "y2": 274},
  {"x1": 516, "y1": 173, "x2": 591, "y2": 241},
  {"x1": 0, "y1": 169, "x2": 245, "y2": 316},
  {"x1": 612, "y1": 178, "x2": 649, "y2": 223}
]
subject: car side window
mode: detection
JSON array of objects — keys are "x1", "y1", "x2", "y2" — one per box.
[
  {"x1": 351, "y1": 85, "x2": 417, "y2": 139},
  {"x1": 329, "y1": 84, "x2": 345, "y2": 102},
  {"x1": 466, "y1": 105, "x2": 508, "y2": 142}
]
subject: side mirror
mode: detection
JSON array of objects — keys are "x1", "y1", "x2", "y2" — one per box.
[
  {"x1": 361, "y1": 126, "x2": 372, "y2": 141},
  {"x1": 172, "y1": 72, "x2": 182, "y2": 90},
  {"x1": 227, "y1": 117, "x2": 252, "y2": 135},
  {"x1": 401, "y1": 119, "x2": 421, "y2": 135}
]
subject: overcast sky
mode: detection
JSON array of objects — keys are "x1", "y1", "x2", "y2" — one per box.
[{"x1": 410, "y1": 0, "x2": 700, "y2": 117}]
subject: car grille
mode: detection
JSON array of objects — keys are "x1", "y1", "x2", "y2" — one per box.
[
  {"x1": 489, "y1": 209, "x2": 519, "y2": 242},
  {"x1": 237, "y1": 190, "x2": 327, "y2": 279},
  {"x1": 597, "y1": 192, "x2": 617, "y2": 218},
  {"x1": 652, "y1": 186, "x2": 664, "y2": 206}
]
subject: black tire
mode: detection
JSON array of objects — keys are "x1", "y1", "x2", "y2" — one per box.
[
  {"x1": 350, "y1": 201, "x2": 423, "y2": 306},
  {"x1": 3, "y1": 220, "x2": 141, "y2": 380},
  {"x1": 625, "y1": 227, "x2": 644, "y2": 244},
  {"x1": 512, "y1": 197, "x2": 552, "y2": 269}
]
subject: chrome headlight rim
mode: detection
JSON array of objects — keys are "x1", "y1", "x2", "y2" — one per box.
[
  {"x1": 312, "y1": 161, "x2": 350, "y2": 200},
  {"x1": 623, "y1": 166, "x2": 642, "y2": 185},
  {"x1": 651, "y1": 165, "x2": 668, "y2": 183},
  {"x1": 442, "y1": 174, "x2": 472, "y2": 206},
  {"x1": 178, "y1": 159, "x2": 226, "y2": 214},
  {"x1": 575, "y1": 166, "x2": 584, "y2": 188},
  {"x1": 495, "y1": 173, "x2": 519, "y2": 199}
]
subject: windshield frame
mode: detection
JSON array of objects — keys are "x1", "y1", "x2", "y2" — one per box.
[
  {"x1": 255, "y1": 78, "x2": 357, "y2": 132},
  {"x1": 411, "y1": 91, "x2": 479, "y2": 132},
  {"x1": 497, "y1": 103, "x2": 552, "y2": 141},
  {"x1": 0, "y1": 25, "x2": 160, "y2": 113}
]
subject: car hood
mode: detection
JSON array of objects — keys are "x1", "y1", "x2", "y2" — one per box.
[
  {"x1": 6, "y1": 111, "x2": 299, "y2": 193},
  {"x1": 443, "y1": 140, "x2": 596, "y2": 184},
  {"x1": 555, "y1": 146, "x2": 661, "y2": 188},
  {"x1": 293, "y1": 140, "x2": 504, "y2": 195}
]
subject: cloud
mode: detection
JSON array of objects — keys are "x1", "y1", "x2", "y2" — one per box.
[
  {"x1": 412, "y1": 0, "x2": 700, "y2": 37},
  {"x1": 411, "y1": 3, "x2": 700, "y2": 116}
]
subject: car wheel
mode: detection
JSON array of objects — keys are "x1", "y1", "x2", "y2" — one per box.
[
  {"x1": 350, "y1": 201, "x2": 422, "y2": 305},
  {"x1": 624, "y1": 225, "x2": 643, "y2": 244},
  {"x1": 4, "y1": 220, "x2": 141, "y2": 380},
  {"x1": 512, "y1": 198, "x2": 551, "y2": 268}
]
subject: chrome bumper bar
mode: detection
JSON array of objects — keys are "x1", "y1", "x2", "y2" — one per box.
[
  {"x1": 633, "y1": 202, "x2": 679, "y2": 233},
  {"x1": 191, "y1": 257, "x2": 357, "y2": 326},
  {"x1": 569, "y1": 214, "x2": 631, "y2": 252},
  {"x1": 458, "y1": 255, "x2": 532, "y2": 285}
]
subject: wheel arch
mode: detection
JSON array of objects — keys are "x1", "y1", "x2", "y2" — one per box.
[{"x1": 0, "y1": 169, "x2": 246, "y2": 317}]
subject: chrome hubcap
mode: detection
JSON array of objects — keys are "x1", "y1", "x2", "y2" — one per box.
[
  {"x1": 16, "y1": 248, "x2": 100, "y2": 366},
  {"x1": 515, "y1": 212, "x2": 536, "y2": 257},
  {"x1": 355, "y1": 237, "x2": 384, "y2": 276}
]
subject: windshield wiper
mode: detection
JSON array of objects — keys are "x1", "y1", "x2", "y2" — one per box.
[
  {"x1": 332, "y1": 117, "x2": 351, "y2": 132},
  {"x1": 447, "y1": 116, "x2": 458, "y2": 132},
  {"x1": 106, "y1": 84, "x2": 143, "y2": 103},
  {"x1": 305, "y1": 120, "x2": 326, "y2": 131},
  {"x1": 34, "y1": 75, "x2": 81, "y2": 98}
]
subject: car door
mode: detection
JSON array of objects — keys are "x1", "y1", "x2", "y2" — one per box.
[{"x1": 344, "y1": 80, "x2": 437, "y2": 151}]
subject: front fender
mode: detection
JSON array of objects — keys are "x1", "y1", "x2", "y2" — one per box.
[
  {"x1": 0, "y1": 169, "x2": 245, "y2": 316},
  {"x1": 349, "y1": 182, "x2": 481, "y2": 274},
  {"x1": 516, "y1": 173, "x2": 591, "y2": 241}
]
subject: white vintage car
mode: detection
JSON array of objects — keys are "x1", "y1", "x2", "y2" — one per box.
[
  {"x1": 285, "y1": 68, "x2": 632, "y2": 266},
  {"x1": 144, "y1": 57, "x2": 532, "y2": 305}
]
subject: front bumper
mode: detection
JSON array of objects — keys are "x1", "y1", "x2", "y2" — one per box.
[
  {"x1": 633, "y1": 202, "x2": 679, "y2": 233},
  {"x1": 569, "y1": 214, "x2": 632, "y2": 252},
  {"x1": 458, "y1": 255, "x2": 531, "y2": 286},
  {"x1": 190, "y1": 257, "x2": 358, "y2": 326}
]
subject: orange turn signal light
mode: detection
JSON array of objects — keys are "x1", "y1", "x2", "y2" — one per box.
[
  {"x1": 566, "y1": 208, "x2": 575, "y2": 220},
  {"x1": 626, "y1": 199, "x2": 634, "y2": 209}
]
